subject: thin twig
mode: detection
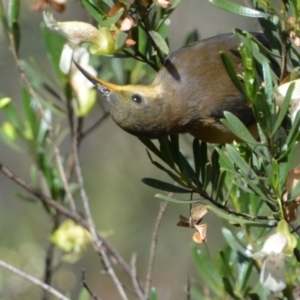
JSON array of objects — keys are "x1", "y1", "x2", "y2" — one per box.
[
  {"x1": 193, "y1": 186, "x2": 275, "y2": 221},
  {"x1": 131, "y1": 254, "x2": 145, "y2": 300},
  {"x1": 71, "y1": 117, "x2": 129, "y2": 300},
  {"x1": 0, "y1": 162, "x2": 135, "y2": 279},
  {"x1": 186, "y1": 274, "x2": 190, "y2": 300},
  {"x1": 144, "y1": 201, "x2": 168, "y2": 299},
  {"x1": 42, "y1": 218, "x2": 58, "y2": 300},
  {"x1": 82, "y1": 270, "x2": 101, "y2": 300},
  {"x1": 0, "y1": 259, "x2": 70, "y2": 300},
  {"x1": 79, "y1": 112, "x2": 110, "y2": 141}
]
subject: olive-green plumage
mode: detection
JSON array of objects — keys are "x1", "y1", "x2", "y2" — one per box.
[{"x1": 75, "y1": 33, "x2": 259, "y2": 143}]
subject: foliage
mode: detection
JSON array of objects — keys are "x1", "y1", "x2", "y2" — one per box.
[{"x1": 0, "y1": 0, "x2": 300, "y2": 299}]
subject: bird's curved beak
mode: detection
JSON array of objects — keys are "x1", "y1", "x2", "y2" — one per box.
[{"x1": 73, "y1": 60, "x2": 121, "y2": 97}]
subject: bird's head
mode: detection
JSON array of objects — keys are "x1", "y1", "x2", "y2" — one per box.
[{"x1": 74, "y1": 61, "x2": 175, "y2": 138}]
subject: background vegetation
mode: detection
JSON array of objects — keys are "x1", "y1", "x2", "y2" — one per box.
[{"x1": 1, "y1": 0, "x2": 300, "y2": 299}]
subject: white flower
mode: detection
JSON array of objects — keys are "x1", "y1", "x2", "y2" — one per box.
[
  {"x1": 43, "y1": 12, "x2": 119, "y2": 56},
  {"x1": 43, "y1": 11, "x2": 101, "y2": 45},
  {"x1": 69, "y1": 47, "x2": 97, "y2": 116},
  {"x1": 275, "y1": 79, "x2": 300, "y2": 122},
  {"x1": 251, "y1": 233, "x2": 288, "y2": 292},
  {"x1": 59, "y1": 43, "x2": 74, "y2": 74}
]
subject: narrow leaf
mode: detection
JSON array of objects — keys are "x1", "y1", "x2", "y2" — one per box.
[
  {"x1": 149, "y1": 288, "x2": 158, "y2": 300},
  {"x1": 155, "y1": 193, "x2": 199, "y2": 204},
  {"x1": 206, "y1": 205, "x2": 272, "y2": 226},
  {"x1": 222, "y1": 111, "x2": 259, "y2": 145},
  {"x1": 209, "y1": 0, "x2": 270, "y2": 18},
  {"x1": 272, "y1": 82, "x2": 293, "y2": 136},
  {"x1": 149, "y1": 31, "x2": 169, "y2": 55},
  {"x1": 220, "y1": 52, "x2": 248, "y2": 99},
  {"x1": 192, "y1": 247, "x2": 224, "y2": 297},
  {"x1": 142, "y1": 178, "x2": 191, "y2": 193},
  {"x1": 81, "y1": 0, "x2": 103, "y2": 23},
  {"x1": 8, "y1": 0, "x2": 19, "y2": 28},
  {"x1": 115, "y1": 30, "x2": 128, "y2": 51},
  {"x1": 100, "y1": 8, "x2": 124, "y2": 27}
]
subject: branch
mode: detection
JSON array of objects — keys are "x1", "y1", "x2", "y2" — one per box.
[
  {"x1": 0, "y1": 259, "x2": 70, "y2": 300},
  {"x1": 82, "y1": 270, "x2": 101, "y2": 300},
  {"x1": 144, "y1": 201, "x2": 168, "y2": 298},
  {"x1": 193, "y1": 186, "x2": 275, "y2": 221},
  {"x1": 71, "y1": 117, "x2": 129, "y2": 300},
  {"x1": 131, "y1": 254, "x2": 145, "y2": 300},
  {"x1": 0, "y1": 162, "x2": 136, "y2": 280}
]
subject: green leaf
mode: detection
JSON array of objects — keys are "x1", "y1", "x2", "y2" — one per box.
[
  {"x1": 182, "y1": 29, "x2": 199, "y2": 45},
  {"x1": 145, "y1": 151, "x2": 188, "y2": 187},
  {"x1": 238, "y1": 260, "x2": 254, "y2": 294},
  {"x1": 272, "y1": 83, "x2": 293, "y2": 136},
  {"x1": 1, "y1": 102, "x2": 21, "y2": 130},
  {"x1": 178, "y1": 152, "x2": 198, "y2": 184},
  {"x1": 192, "y1": 246, "x2": 224, "y2": 297},
  {"x1": 203, "y1": 163, "x2": 212, "y2": 190},
  {"x1": 225, "y1": 145, "x2": 257, "y2": 180},
  {"x1": 100, "y1": 8, "x2": 124, "y2": 27},
  {"x1": 193, "y1": 138, "x2": 201, "y2": 179},
  {"x1": 41, "y1": 23, "x2": 65, "y2": 82},
  {"x1": 10, "y1": 21, "x2": 20, "y2": 54},
  {"x1": 223, "y1": 277, "x2": 237, "y2": 299},
  {"x1": 209, "y1": 0, "x2": 270, "y2": 17},
  {"x1": 149, "y1": 288, "x2": 158, "y2": 300},
  {"x1": 222, "y1": 112, "x2": 259, "y2": 145},
  {"x1": 215, "y1": 170, "x2": 226, "y2": 201},
  {"x1": 142, "y1": 178, "x2": 191, "y2": 193},
  {"x1": 115, "y1": 31, "x2": 128, "y2": 51},
  {"x1": 206, "y1": 204, "x2": 272, "y2": 226},
  {"x1": 149, "y1": 31, "x2": 169, "y2": 55},
  {"x1": 199, "y1": 142, "x2": 208, "y2": 183},
  {"x1": 101, "y1": 0, "x2": 114, "y2": 7},
  {"x1": 0, "y1": 0, "x2": 9, "y2": 39},
  {"x1": 222, "y1": 228, "x2": 245, "y2": 252},
  {"x1": 169, "y1": 0, "x2": 182, "y2": 10},
  {"x1": 0, "y1": 97, "x2": 11, "y2": 109},
  {"x1": 8, "y1": 0, "x2": 19, "y2": 28},
  {"x1": 262, "y1": 59, "x2": 274, "y2": 109},
  {"x1": 22, "y1": 86, "x2": 38, "y2": 140},
  {"x1": 220, "y1": 52, "x2": 248, "y2": 99},
  {"x1": 159, "y1": 137, "x2": 175, "y2": 168},
  {"x1": 77, "y1": 287, "x2": 89, "y2": 300},
  {"x1": 81, "y1": 0, "x2": 104, "y2": 23},
  {"x1": 139, "y1": 138, "x2": 164, "y2": 161},
  {"x1": 170, "y1": 134, "x2": 181, "y2": 166},
  {"x1": 156, "y1": 18, "x2": 171, "y2": 39},
  {"x1": 286, "y1": 111, "x2": 300, "y2": 146},
  {"x1": 219, "y1": 250, "x2": 235, "y2": 282},
  {"x1": 155, "y1": 193, "x2": 199, "y2": 204}
]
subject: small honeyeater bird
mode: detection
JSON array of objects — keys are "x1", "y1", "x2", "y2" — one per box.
[{"x1": 74, "y1": 33, "x2": 267, "y2": 143}]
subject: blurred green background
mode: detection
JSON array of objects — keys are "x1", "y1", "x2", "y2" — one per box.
[{"x1": 0, "y1": 1, "x2": 260, "y2": 299}]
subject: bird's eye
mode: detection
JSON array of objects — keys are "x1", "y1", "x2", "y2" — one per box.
[{"x1": 131, "y1": 94, "x2": 143, "y2": 104}]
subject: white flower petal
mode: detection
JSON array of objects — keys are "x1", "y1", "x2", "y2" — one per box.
[
  {"x1": 71, "y1": 65, "x2": 96, "y2": 90},
  {"x1": 260, "y1": 252, "x2": 286, "y2": 292},
  {"x1": 59, "y1": 44, "x2": 74, "y2": 74},
  {"x1": 43, "y1": 11, "x2": 60, "y2": 31},
  {"x1": 72, "y1": 47, "x2": 89, "y2": 66},
  {"x1": 261, "y1": 233, "x2": 288, "y2": 254}
]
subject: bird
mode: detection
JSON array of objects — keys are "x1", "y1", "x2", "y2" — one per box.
[{"x1": 74, "y1": 33, "x2": 264, "y2": 143}]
